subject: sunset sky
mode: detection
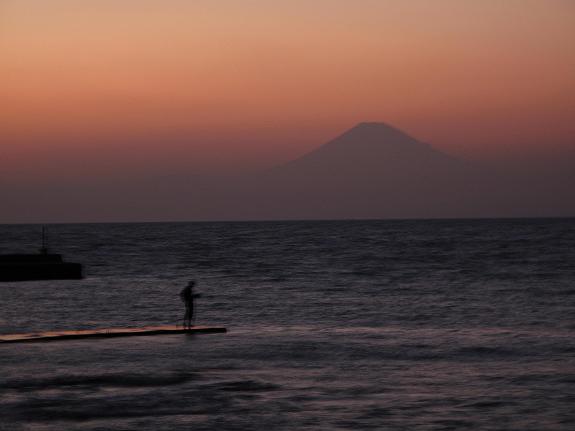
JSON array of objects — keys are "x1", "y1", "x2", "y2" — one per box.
[{"x1": 1, "y1": 0, "x2": 574, "y2": 185}]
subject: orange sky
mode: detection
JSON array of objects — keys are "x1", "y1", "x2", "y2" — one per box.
[{"x1": 1, "y1": 0, "x2": 574, "y2": 182}]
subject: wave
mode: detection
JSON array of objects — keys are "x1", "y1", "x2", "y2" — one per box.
[{"x1": 2, "y1": 371, "x2": 200, "y2": 391}]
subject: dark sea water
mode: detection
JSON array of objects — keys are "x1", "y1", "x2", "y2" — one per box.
[{"x1": 1, "y1": 219, "x2": 574, "y2": 430}]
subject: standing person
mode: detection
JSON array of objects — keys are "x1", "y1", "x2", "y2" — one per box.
[{"x1": 180, "y1": 280, "x2": 201, "y2": 329}]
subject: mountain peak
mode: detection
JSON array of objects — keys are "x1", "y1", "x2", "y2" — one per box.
[
  {"x1": 336, "y1": 122, "x2": 421, "y2": 147},
  {"x1": 351, "y1": 121, "x2": 402, "y2": 131},
  {"x1": 273, "y1": 121, "x2": 456, "y2": 176}
]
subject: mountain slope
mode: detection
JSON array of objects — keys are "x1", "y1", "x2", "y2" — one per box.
[
  {"x1": 271, "y1": 122, "x2": 475, "y2": 181},
  {"x1": 228, "y1": 122, "x2": 492, "y2": 219}
]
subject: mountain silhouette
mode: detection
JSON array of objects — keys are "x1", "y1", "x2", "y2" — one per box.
[
  {"x1": 2, "y1": 122, "x2": 572, "y2": 222},
  {"x1": 67, "y1": 123, "x2": 561, "y2": 219},
  {"x1": 271, "y1": 122, "x2": 472, "y2": 180},
  {"x1": 236, "y1": 122, "x2": 494, "y2": 219}
]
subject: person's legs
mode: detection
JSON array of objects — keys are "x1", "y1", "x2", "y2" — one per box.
[{"x1": 183, "y1": 304, "x2": 190, "y2": 329}]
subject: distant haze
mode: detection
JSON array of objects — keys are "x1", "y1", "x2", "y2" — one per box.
[{"x1": 1, "y1": 122, "x2": 573, "y2": 223}]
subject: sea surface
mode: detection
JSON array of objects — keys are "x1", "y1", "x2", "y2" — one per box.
[{"x1": 0, "y1": 219, "x2": 574, "y2": 430}]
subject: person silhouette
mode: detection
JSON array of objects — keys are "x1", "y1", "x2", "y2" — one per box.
[{"x1": 180, "y1": 281, "x2": 201, "y2": 329}]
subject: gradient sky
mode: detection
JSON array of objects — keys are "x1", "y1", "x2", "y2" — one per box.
[{"x1": 1, "y1": 0, "x2": 574, "y2": 184}]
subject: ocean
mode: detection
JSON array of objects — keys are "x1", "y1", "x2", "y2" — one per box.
[{"x1": 0, "y1": 219, "x2": 574, "y2": 430}]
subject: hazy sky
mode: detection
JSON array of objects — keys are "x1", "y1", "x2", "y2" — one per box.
[{"x1": 1, "y1": 0, "x2": 574, "y2": 184}]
